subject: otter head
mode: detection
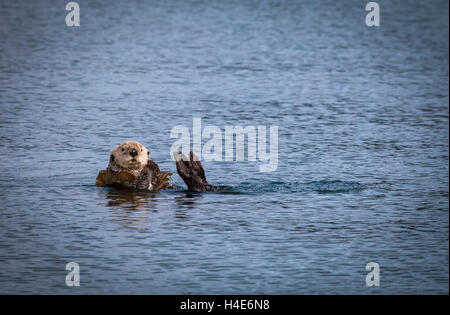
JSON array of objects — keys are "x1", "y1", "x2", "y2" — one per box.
[{"x1": 110, "y1": 141, "x2": 149, "y2": 171}]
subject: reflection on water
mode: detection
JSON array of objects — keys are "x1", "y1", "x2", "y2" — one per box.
[
  {"x1": 104, "y1": 188, "x2": 158, "y2": 211},
  {"x1": 102, "y1": 188, "x2": 206, "y2": 227},
  {"x1": 102, "y1": 188, "x2": 159, "y2": 230},
  {"x1": 174, "y1": 193, "x2": 202, "y2": 221}
]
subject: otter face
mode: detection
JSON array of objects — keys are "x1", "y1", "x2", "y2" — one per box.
[{"x1": 110, "y1": 141, "x2": 149, "y2": 170}]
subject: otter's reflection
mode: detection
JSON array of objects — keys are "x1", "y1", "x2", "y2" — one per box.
[
  {"x1": 102, "y1": 188, "x2": 160, "y2": 230},
  {"x1": 174, "y1": 192, "x2": 202, "y2": 221}
]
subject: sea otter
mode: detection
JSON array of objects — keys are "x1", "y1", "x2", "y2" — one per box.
[{"x1": 96, "y1": 141, "x2": 219, "y2": 192}]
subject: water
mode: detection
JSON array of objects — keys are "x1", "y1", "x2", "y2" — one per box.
[{"x1": 0, "y1": 0, "x2": 448, "y2": 294}]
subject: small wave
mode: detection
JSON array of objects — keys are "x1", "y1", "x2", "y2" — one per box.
[
  {"x1": 227, "y1": 180, "x2": 366, "y2": 194},
  {"x1": 303, "y1": 180, "x2": 366, "y2": 194}
]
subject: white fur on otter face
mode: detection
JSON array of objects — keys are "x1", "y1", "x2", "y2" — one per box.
[{"x1": 107, "y1": 141, "x2": 150, "y2": 176}]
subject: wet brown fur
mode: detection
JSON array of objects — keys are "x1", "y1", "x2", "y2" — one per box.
[{"x1": 97, "y1": 141, "x2": 173, "y2": 190}]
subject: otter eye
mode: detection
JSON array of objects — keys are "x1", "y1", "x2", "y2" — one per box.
[{"x1": 121, "y1": 148, "x2": 125, "y2": 152}]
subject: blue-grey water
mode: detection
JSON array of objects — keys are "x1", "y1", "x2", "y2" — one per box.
[{"x1": 0, "y1": 0, "x2": 448, "y2": 294}]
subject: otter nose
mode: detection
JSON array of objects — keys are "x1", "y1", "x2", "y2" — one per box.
[{"x1": 130, "y1": 150, "x2": 138, "y2": 157}]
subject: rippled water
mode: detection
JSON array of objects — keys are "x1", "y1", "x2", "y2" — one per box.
[{"x1": 0, "y1": 0, "x2": 448, "y2": 294}]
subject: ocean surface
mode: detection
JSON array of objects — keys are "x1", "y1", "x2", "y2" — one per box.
[{"x1": 0, "y1": 0, "x2": 448, "y2": 294}]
